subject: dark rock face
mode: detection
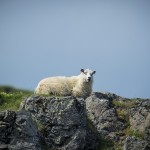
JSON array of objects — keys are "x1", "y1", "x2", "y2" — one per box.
[
  {"x1": 0, "y1": 110, "x2": 41, "y2": 150},
  {"x1": 21, "y1": 96, "x2": 88, "y2": 150},
  {"x1": 0, "y1": 111, "x2": 15, "y2": 149},
  {"x1": 144, "y1": 126, "x2": 150, "y2": 142},
  {"x1": 123, "y1": 136, "x2": 150, "y2": 150}
]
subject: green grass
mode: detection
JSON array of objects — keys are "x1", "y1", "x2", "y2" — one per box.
[
  {"x1": 116, "y1": 108, "x2": 129, "y2": 122},
  {"x1": 0, "y1": 85, "x2": 32, "y2": 93},
  {"x1": 112, "y1": 99, "x2": 138, "y2": 123},
  {"x1": 112, "y1": 99, "x2": 137, "y2": 109},
  {"x1": 0, "y1": 85, "x2": 33, "y2": 111},
  {"x1": 124, "y1": 127, "x2": 144, "y2": 139}
]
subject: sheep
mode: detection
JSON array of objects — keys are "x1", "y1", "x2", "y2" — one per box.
[{"x1": 35, "y1": 69, "x2": 96, "y2": 98}]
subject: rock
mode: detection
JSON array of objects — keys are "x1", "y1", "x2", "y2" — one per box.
[
  {"x1": 86, "y1": 92, "x2": 125, "y2": 141},
  {"x1": 83, "y1": 127, "x2": 100, "y2": 150},
  {"x1": 9, "y1": 110, "x2": 41, "y2": 150},
  {"x1": 123, "y1": 136, "x2": 149, "y2": 150},
  {"x1": 129, "y1": 100, "x2": 150, "y2": 132},
  {"x1": 3, "y1": 110, "x2": 16, "y2": 122},
  {"x1": 144, "y1": 126, "x2": 150, "y2": 142},
  {"x1": 0, "y1": 111, "x2": 16, "y2": 145},
  {"x1": 0, "y1": 110, "x2": 41, "y2": 150},
  {"x1": 0, "y1": 112, "x2": 5, "y2": 120},
  {"x1": 0, "y1": 98, "x2": 2, "y2": 105},
  {"x1": 0, "y1": 92, "x2": 150, "y2": 150},
  {"x1": 21, "y1": 96, "x2": 88, "y2": 150},
  {"x1": 91, "y1": 92, "x2": 122, "y2": 101}
]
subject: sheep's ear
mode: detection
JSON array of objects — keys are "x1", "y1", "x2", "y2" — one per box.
[
  {"x1": 92, "y1": 71, "x2": 96, "y2": 74},
  {"x1": 80, "y1": 69, "x2": 84, "y2": 72}
]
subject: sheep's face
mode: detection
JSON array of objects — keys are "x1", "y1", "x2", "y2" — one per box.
[{"x1": 80, "y1": 69, "x2": 96, "y2": 83}]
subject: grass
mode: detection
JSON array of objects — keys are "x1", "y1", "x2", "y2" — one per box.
[
  {"x1": 87, "y1": 99, "x2": 140, "y2": 150},
  {"x1": 0, "y1": 85, "x2": 32, "y2": 93},
  {"x1": 0, "y1": 85, "x2": 33, "y2": 111},
  {"x1": 112, "y1": 99, "x2": 138, "y2": 109},
  {"x1": 112, "y1": 98, "x2": 144, "y2": 148},
  {"x1": 113, "y1": 98, "x2": 144, "y2": 149},
  {"x1": 112, "y1": 99, "x2": 138, "y2": 124},
  {"x1": 124, "y1": 127, "x2": 144, "y2": 139},
  {"x1": 116, "y1": 108, "x2": 129, "y2": 123},
  {"x1": 0, "y1": 85, "x2": 67, "y2": 111}
]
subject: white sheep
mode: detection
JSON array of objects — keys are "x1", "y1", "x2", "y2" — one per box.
[{"x1": 35, "y1": 69, "x2": 96, "y2": 98}]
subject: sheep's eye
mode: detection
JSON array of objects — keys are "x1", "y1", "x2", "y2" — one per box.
[{"x1": 84, "y1": 72, "x2": 87, "y2": 75}]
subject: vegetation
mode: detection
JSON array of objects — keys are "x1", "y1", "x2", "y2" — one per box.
[
  {"x1": 112, "y1": 98, "x2": 144, "y2": 148},
  {"x1": 87, "y1": 98, "x2": 144, "y2": 150},
  {"x1": 112, "y1": 99, "x2": 138, "y2": 123},
  {"x1": 125, "y1": 128, "x2": 144, "y2": 139},
  {"x1": 0, "y1": 85, "x2": 33, "y2": 111},
  {"x1": 112, "y1": 99, "x2": 138, "y2": 109},
  {"x1": 0, "y1": 86, "x2": 146, "y2": 149}
]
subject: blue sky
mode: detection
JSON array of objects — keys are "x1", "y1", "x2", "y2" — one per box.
[{"x1": 0, "y1": 0, "x2": 150, "y2": 98}]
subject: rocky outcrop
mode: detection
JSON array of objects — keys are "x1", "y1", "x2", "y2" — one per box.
[
  {"x1": 20, "y1": 96, "x2": 88, "y2": 150},
  {"x1": 123, "y1": 136, "x2": 149, "y2": 150},
  {"x1": 0, "y1": 92, "x2": 150, "y2": 150},
  {"x1": 86, "y1": 93, "x2": 150, "y2": 150},
  {"x1": 86, "y1": 92, "x2": 125, "y2": 141},
  {"x1": 0, "y1": 110, "x2": 40, "y2": 150},
  {"x1": 129, "y1": 100, "x2": 150, "y2": 132},
  {"x1": 122, "y1": 100, "x2": 150, "y2": 150}
]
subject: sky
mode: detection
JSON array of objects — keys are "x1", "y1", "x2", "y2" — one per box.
[{"x1": 0, "y1": 0, "x2": 150, "y2": 98}]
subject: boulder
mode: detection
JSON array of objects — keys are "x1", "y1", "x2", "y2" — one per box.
[
  {"x1": 21, "y1": 96, "x2": 88, "y2": 150},
  {"x1": 144, "y1": 126, "x2": 150, "y2": 142},
  {"x1": 0, "y1": 110, "x2": 41, "y2": 150},
  {"x1": 129, "y1": 100, "x2": 150, "y2": 132},
  {"x1": 123, "y1": 136, "x2": 149, "y2": 150},
  {"x1": 86, "y1": 92, "x2": 125, "y2": 141}
]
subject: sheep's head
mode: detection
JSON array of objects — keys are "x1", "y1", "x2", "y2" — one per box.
[{"x1": 80, "y1": 69, "x2": 96, "y2": 83}]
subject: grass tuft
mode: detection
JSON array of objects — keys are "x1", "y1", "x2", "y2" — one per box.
[
  {"x1": 112, "y1": 99, "x2": 137, "y2": 109},
  {"x1": 125, "y1": 128, "x2": 144, "y2": 139},
  {"x1": 112, "y1": 99, "x2": 138, "y2": 124}
]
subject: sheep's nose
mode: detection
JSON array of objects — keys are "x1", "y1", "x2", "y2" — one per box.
[{"x1": 87, "y1": 77, "x2": 91, "y2": 81}]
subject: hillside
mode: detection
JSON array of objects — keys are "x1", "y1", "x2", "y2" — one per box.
[
  {"x1": 0, "y1": 86, "x2": 149, "y2": 150},
  {"x1": 0, "y1": 86, "x2": 33, "y2": 111}
]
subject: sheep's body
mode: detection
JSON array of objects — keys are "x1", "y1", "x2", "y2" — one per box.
[{"x1": 35, "y1": 69, "x2": 96, "y2": 98}]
